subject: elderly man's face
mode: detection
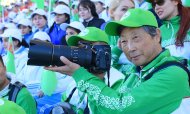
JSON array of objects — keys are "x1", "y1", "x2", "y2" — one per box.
[{"x1": 120, "y1": 27, "x2": 161, "y2": 66}]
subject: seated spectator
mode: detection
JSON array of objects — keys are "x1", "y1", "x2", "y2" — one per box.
[
  {"x1": 48, "y1": 5, "x2": 70, "y2": 45},
  {"x1": 31, "y1": 9, "x2": 49, "y2": 33},
  {"x1": 17, "y1": 18, "x2": 33, "y2": 45},
  {"x1": 0, "y1": 55, "x2": 36, "y2": 114},
  {"x1": 78, "y1": 0, "x2": 105, "y2": 28},
  {"x1": 60, "y1": 21, "x2": 85, "y2": 42},
  {"x1": 46, "y1": 9, "x2": 190, "y2": 114},
  {"x1": 1, "y1": 29, "x2": 28, "y2": 80}
]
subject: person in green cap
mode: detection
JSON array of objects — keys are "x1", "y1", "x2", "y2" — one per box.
[
  {"x1": 45, "y1": 9, "x2": 190, "y2": 114},
  {"x1": 51, "y1": 27, "x2": 125, "y2": 114},
  {"x1": 0, "y1": 55, "x2": 37, "y2": 114},
  {"x1": 146, "y1": 0, "x2": 190, "y2": 69},
  {"x1": 0, "y1": 98, "x2": 26, "y2": 114}
]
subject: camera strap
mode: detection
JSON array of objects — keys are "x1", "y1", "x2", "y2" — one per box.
[
  {"x1": 107, "y1": 70, "x2": 110, "y2": 87},
  {"x1": 8, "y1": 81, "x2": 26, "y2": 102}
]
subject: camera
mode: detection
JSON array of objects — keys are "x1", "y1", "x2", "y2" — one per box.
[{"x1": 27, "y1": 40, "x2": 111, "y2": 73}]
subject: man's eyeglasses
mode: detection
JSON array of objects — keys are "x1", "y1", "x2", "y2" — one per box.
[{"x1": 152, "y1": 0, "x2": 165, "y2": 8}]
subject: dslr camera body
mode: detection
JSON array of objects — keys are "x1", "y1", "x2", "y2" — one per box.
[{"x1": 27, "y1": 40, "x2": 111, "y2": 74}]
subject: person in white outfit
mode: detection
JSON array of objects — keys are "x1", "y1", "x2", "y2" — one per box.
[{"x1": 0, "y1": 28, "x2": 28, "y2": 82}]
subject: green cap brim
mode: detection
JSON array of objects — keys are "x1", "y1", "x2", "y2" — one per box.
[{"x1": 67, "y1": 36, "x2": 83, "y2": 46}]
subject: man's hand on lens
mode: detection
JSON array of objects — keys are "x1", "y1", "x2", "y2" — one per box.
[{"x1": 44, "y1": 56, "x2": 80, "y2": 76}]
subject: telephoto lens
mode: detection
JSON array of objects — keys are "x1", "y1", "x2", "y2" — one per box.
[{"x1": 27, "y1": 40, "x2": 92, "y2": 67}]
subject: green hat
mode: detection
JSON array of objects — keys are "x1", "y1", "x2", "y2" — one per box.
[
  {"x1": 105, "y1": 8, "x2": 158, "y2": 36},
  {"x1": 0, "y1": 98, "x2": 26, "y2": 114},
  {"x1": 67, "y1": 27, "x2": 109, "y2": 46}
]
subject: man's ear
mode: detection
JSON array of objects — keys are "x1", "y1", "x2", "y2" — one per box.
[{"x1": 155, "y1": 28, "x2": 161, "y2": 43}]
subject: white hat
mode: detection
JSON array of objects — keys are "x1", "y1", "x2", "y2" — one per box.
[
  {"x1": 4, "y1": 23, "x2": 17, "y2": 29},
  {"x1": 60, "y1": 21, "x2": 85, "y2": 32},
  {"x1": 18, "y1": 19, "x2": 32, "y2": 28},
  {"x1": 91, "y1": 0, "x2": 105, "y2": 5},
  {"x1": 52, "y1": 5, "x2": 70, "y2": 15},
  {"x1": 31, "y1": 9, "x2": 47, "y2": 19},
  {"x1": 12, "y1": 13, "x2": 25, "y2": 24},
  {"x1": 33, "y1": 31, "x2": 51, "y2": 41},
  {"x1": 57, "y1": 0, "x2": 69, "y2": 6},
  {"x1": 0, "y1": 29, "x2": 22, "y2": 42}
]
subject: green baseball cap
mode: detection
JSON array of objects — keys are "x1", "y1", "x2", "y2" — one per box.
[
  {"x1": 67, "y1": 27, "x2": 109, "y2": 46},
  {"x1": 105, "y1": 8, "x2": 158, "y2": 36},
  {"x1": 0, "y1": 98, "x2": 26, "y2": 114}
]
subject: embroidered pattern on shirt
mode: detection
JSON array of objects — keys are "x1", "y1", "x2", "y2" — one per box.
[{"x1": 77, "y1": 80, "x2": 135, "y2": 111}]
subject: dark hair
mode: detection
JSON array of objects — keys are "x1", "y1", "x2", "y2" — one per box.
[
  {"x1": 32, "y1": 14, "x2": 47, "y2": 20},
  {"x1": 67, "y1": 26, "x2": 81, "y2": 34},
  {"x1": 12, "y1": 38, "x2": 21, "y2": 47},
  {"x1": 142, "y1": 26, "x2": 158, "y2": 37},
  {"x1": 175, "y1": 1, "x2": 190, "y2": 46},
  {"x1": 78, "y1": 0, "x2": 99, "y2": 18},
  {"x1": 64, "y1": 13, "x2": 70, "y2": 24},
  {"x1": 0, "y1": 55, "x2": 4, "y2": 66},
  {"x1": 12, "y1": 38, "x2": 29, "y2": 48}
]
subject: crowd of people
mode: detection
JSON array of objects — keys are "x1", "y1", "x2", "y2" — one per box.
[{"x1": 0, "y1": 0, "x2": 190, "y2": 114}]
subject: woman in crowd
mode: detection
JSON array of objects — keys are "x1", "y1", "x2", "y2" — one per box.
[
  {"x1": 31, "y1": 9, "x2": 49, "y2": 33},
  {"x1": 17, "y1": 18, "x2": 33, "y2": 45},
  {"x1": 60, "y1": 21, "x2": 85, "y2": 42},
  {"x1": 1, "y1": 28, "x2": 28, "y2": 80},
  {"x1": 148, "y1": 0, "x2": 190, "y2": 69},
  {"x1": 92, "y1": 0, "x2": 110, "y2": 22},
  {"x1": 78, "y1": 0, "x2": 105, "y2": 28},
  {"x1": 48, "y1": 5, "x2": 70, "y2": 45}
]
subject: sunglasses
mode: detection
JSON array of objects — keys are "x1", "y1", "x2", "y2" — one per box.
[{"x1": 152, "y1": 0, "x2": 165, "y2": 8}]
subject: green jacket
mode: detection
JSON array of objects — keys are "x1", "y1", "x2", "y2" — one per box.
[
  {"x1": 16, "y1": 88, "x2": 37, "y2": 114},
  {"x1": 2, "y1": 87, "x2": 36, "y2": 114},
  {"x1": 160, "y1": 16, "x2": 190, "y2": 69},
  {"x1": 72, "y1": 49, "x2": 190, "y2": 114}
]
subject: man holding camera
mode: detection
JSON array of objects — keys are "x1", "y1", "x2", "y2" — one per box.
[{"x1": 46, "y1": 9, "x2": 190, "y2": 113}]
